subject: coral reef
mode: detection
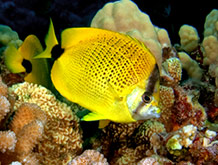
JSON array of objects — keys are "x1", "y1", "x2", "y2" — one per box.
[
  {"x1": 0, "y1": 78, "x2": 83, "y2": 164},
  {"x1": 8, "y1": 82, "x2": 83, "y2": 164},
  {"x1": 0, "y1": 78, "x2": 46, "y2": 164},
  {"x1": 0, "y1": 0, "x2": 218, "y2": 164}
]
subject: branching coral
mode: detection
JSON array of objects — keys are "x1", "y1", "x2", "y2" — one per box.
[
  {"x1": 0, "y1": 102, "x2": 46, "y2": 165},
  {"x1": 90, "y1": 0, "x2": 171, "y2": 68},
  {"x1": 9, "y1": 103, "x2": 46, "y2": 135},
  {"x1": 8, "y1": 82, "x2": 83, "y2": 164}
]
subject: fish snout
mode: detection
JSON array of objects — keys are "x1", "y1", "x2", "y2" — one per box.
[{"x1": 132, "y1": 104, "x2": 160, "y2": 120}]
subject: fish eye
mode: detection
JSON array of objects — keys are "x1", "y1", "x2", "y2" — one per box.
[{"x1": 142, "y1": 92, "x2": 151, "y2": 103}]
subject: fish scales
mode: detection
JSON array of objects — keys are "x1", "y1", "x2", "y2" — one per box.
[{"x1": 52, "y1": 31, "x2": 156, "y2": 110}]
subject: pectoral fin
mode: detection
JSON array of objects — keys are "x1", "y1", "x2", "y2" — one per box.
[{"x1": 81, "y1": 112, "x2": 106, "y2": 121}]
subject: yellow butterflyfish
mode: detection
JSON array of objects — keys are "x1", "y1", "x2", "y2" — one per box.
[{"x1": 35, "y1": 20, "x2": 161, "y2": 125}]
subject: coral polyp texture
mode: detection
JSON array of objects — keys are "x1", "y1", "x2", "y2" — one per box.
[
  {"x1": 8, "y1": 82, "x2": 83, "y2": 164},
  {"x1": 0, "y1": 0, "x2": 218, "y2": 164},
  {"x1": 69, "y1": 149, "x2": 109, "y2": 165},
  {"x1": 0, "y1": 80, "x2": 47, "y2": 164}
]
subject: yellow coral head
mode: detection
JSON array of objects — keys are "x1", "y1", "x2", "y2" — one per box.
[{"x1": 127, "y1": 65, "x2": 160, "y2": 120}]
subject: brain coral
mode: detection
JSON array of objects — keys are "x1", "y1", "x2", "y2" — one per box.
[
  {"x1": 9, "y1": 82, "x2": 83, "y2": 164},
  {"x1": 90, "y1": 0, "x2": 171, "y2": 68}
]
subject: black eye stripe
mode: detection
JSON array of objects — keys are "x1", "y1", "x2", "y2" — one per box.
[{"x1": 146, "y1": 64, "x2": 159, "y2": 94}]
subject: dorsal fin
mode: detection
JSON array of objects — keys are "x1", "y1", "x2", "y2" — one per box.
[
  {"x1": 34, "y1": 19, "x2": 58, "y2": 59},
  {"x1": 61, "y1": 27, "x2": 102, "y2": 49}
]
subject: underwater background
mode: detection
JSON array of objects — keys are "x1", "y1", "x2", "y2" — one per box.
[
  {"x1": 0, "y1": 0, "x2": 216, "y2": 43},
  {"x1": 0, "y1": 0, "x2": 218, "y2": 164}
]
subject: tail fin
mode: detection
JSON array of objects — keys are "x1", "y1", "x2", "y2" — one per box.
[{"x1": 34, "y1": 19, "x2": 58, "y2": 59}]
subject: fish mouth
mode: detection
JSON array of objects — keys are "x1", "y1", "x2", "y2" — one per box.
[{"x1": 132, "y1": 105, "x2": 160, "y2": 121}]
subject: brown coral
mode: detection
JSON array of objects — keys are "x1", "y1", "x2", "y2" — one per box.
[
  {"x1": 158, "y1": 85, "x2": 175, "y2": 132},
  {"x1": 172, "y1": 87, "x2": 206, "y2": 129},
  {"x1": 110, "y1": 145, "x2": 147, "y2": 165},
  {"x1": 132, "y1": 120, "x2": 166, "y2": 148},
  {"x1": 9, "y1": 82, "x2": 83, "y2": 164},
  {"x1": 69, "y1": 149, "x2": 109, "y2": 165},
  {"x1": 15, "y1": 120, "x2": 44, "y2": 156},
  {"x1": 102, "y1": 121, "x2": 143, "y2": 144},
  {"x1": 0, "y1": 102, "x2": 46, "y2": 165},
  {"x1": 10, "y1": 103, "x2": 46, "y2": 135},
  {"x1": 0, "y1": 76, "x2": 8, "y2": 97}
]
